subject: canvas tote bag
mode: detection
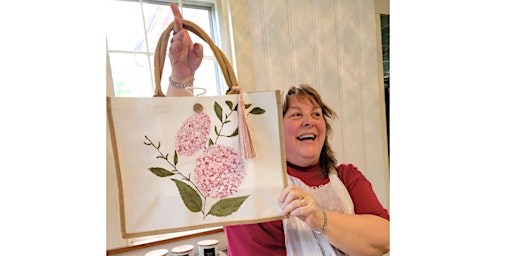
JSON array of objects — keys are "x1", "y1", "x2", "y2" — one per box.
[{"x1": 107, "y1": 19, "x2": 287, "y2": 238}]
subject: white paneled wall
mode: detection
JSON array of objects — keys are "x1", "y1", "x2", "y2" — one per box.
[{"x1": 229, "y1": 0, "x2": 389, "y2": 209}]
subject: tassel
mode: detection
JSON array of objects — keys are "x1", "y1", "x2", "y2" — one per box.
[{"x1": 234, "y1": 87, "x2": 258, "y2": 159}]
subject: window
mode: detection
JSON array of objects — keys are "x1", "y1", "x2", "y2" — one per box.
[
  {"x1": 106, "y1": 0, "x2": 227, "y2": 98},
  {"x1": 106, "y1": 0, "x2": 228, "y2": 247}
]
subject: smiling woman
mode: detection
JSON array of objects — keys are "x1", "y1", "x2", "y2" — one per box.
[
  {"x1": 282, "y1": 85, "x2": 336, "y2": 177},
  {"x1": 108, "y1": 0, "x2": 391, "y2": 254},
  {"x1": 283, "y1": 94, "x2": 328, "y2": 168}
]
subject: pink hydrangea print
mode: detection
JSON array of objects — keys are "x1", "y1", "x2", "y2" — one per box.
[
  {"x1": 175, "y1": 112, "x2": 211, "y2": 157},
  {"x1": 193, "y1": 144, "x2": 246, "y2": 199},
  {"x1": 145, "y1": 100, "x2": 266, "y2": 219}
]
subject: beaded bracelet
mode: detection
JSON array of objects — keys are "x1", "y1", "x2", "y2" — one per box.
[
  {"x1": 170, "y1": 77, "x2": 194, "y2": 88},
  {"x1": 313, "y1": 209, "x2": 327, "y2": 234}
]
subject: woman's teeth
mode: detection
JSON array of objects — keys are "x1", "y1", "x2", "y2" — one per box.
[{"x1": 297, "y1": 135, "x2": 316, "y2": 141}]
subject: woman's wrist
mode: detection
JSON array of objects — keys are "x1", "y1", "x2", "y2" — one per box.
[
  {"x1": 313, "y1": 208, "x2": 328, "y2": 234},
  {"x1": 167, "y1": 74, "x2": 195, "y2": 96},
  {"x1": 169, "y1": 72, "x2": 195, "y2": 84},
  {"x1": 170, "y1": 77, "x2": 194, "y2": 88}
]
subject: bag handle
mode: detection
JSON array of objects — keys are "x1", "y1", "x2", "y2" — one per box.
[
  {"x1": 153, "y1": 19, "x2": 239, "y2": 97},
  {"x1": 152, "y1": 19, "x2": 257, "y2": 159}
]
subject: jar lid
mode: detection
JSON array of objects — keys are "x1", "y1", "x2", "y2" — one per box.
[
  {"x1": 197, "y1": 239, "x2": 219, "y2": 246},
  {"x1": 145, "y1": 249, "x2": 169, "y2": 256},
  {"x1": 171, "y1": 244, "x2": 194, "y2": 253}
]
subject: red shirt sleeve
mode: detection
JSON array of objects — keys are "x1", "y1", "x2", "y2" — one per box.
[{"x1": 338, "y1": 163, "x2": 390, "y2": 220}]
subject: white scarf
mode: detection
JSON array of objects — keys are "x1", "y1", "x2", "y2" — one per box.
[{"x1": 283, "y1": 171, "x2": 355, "y2": 255}]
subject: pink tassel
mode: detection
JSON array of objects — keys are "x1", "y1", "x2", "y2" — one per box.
[{"x1": 236, "y1": 89, "x2": 257, "y2": 159}]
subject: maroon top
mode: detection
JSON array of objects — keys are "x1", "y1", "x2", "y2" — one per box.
[{"x1": 224, "y1": 162, "x2": 389, "y2": 256}]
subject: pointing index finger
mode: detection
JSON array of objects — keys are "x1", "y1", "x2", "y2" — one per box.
[{"x1": 170, "y1": 2, "x2": 183, "y2": 33}]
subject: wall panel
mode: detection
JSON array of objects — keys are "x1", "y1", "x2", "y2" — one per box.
[{"x1": 230, "y1": 0, "x2": 389, "y2": 208}]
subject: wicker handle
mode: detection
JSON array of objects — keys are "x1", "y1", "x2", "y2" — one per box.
[{"x1": 153, "y1": 19, "x2": 238, "y2": 97}]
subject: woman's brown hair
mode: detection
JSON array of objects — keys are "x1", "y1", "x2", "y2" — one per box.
[{"x1": 282, "y1": 84, "x2": 338, "y2": 178}]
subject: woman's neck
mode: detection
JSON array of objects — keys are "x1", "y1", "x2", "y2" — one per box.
[
  {"x1": 286, "y1": 161, "x2": 320, "y2": 171},
  {"x1": 286, "y1": 161, "x2": 328, "y2": 187}
]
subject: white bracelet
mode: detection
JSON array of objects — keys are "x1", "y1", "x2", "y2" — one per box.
[
  {"x1": 313, "y1": 209, "x2": 327, "y2": 234},
  {"x1": 170, "y1": 77, "x2": 194, "y2": 88}
]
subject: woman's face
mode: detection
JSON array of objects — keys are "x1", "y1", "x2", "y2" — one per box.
[{"x1": 283, "y1": 95, "x2": 326, "y2": 167}]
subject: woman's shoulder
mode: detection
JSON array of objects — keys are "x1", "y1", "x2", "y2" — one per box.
[
  {"x1": 336, "y1": 163, "x2": 365, "y2": 181},
  {"x1": 337, "y1": 163, "x2": 359, "y2": 172},
  {"x1": 335, "y1": 163, "x2": 373, "y2": 191},
  {"x1": 336, "y1": 163, "x2": 390, "y2": 219}
]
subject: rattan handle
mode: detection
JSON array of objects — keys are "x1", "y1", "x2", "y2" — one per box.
[{"x1": 153, "y1": 19, "x2": 238, "y2": 97}]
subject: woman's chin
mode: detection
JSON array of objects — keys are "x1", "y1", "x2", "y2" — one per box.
[{"x1": 286, "y1": 155, "x2": 319, "y2": 167}]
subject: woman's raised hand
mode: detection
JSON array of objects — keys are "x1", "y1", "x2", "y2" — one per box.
[{"x1": 168, "y1": 2, "x2": 203, "y2": 85}]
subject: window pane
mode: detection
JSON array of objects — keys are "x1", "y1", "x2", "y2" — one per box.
[
  {"x1": 194, "y1": 58, "x2": 220, "y2": 96},
  {"x1": 182, "y1": 7, "x2": 214, "y2": 57},
  {"x1": 109, "y1": 52, "x2": 153, "y2": 97},
  {"x1": 143, "y1": 2, "x2": 172, "y2": 53},
  {"x1": 106, "y1": 0, "x2": 147, "y2": 52}
]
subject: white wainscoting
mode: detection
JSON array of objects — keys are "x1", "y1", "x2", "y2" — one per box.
[{"x1": 230, "y1": 0, "x2": 390, "y2": 209}]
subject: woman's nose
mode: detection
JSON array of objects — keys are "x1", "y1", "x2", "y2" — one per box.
[{"x1": 302, "y1": 116, "x2": 313, "y2": 127}]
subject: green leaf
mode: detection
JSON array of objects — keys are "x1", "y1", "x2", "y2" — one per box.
[
  {"x1": 173, "y1": 150, "x2": 178, "y2": 165},
  {"x1": 214, "y1": 125, "x2": 219, "y2": 136},
  {"x1": 225, "y1": 101, "x2": 234, "y2": 110},
  {"x1": 172, "y1": 179, "x2": 203, "y2": 213},
  {"x1": 207, "y1": 195, "x2": 250, "y2": 217},
  {"x1": 228, "y1": 128, "x2": 239, "y2": 137},
  {"x1": 214, "y1": 102, "x2": 223, "y2": 122},
  {"x1": 149, "y1": 167, "x2": 174, "y2": 177},
  {"x1": 249, "y1": 107, "x2": 266, "y2": 115},
  {"x1": 208, "y1": 138, "x2": 214, "y2": 146}
]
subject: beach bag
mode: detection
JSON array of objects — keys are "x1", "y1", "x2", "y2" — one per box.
[{"x1": 107, "y1": 19, "x2": 287, "y2": 238}]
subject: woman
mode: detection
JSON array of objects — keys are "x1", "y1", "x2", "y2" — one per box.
[{"x1": 167, "y1": 3, "x2": 389, "y2": 255}]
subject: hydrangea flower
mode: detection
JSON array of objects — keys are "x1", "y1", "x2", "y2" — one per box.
[
  {"x1": 193, "y1": 145, "x2": 246, "y2": 199},
  {"x1": 175, "y1": 112, "x2": 211, "y2": 157}
]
